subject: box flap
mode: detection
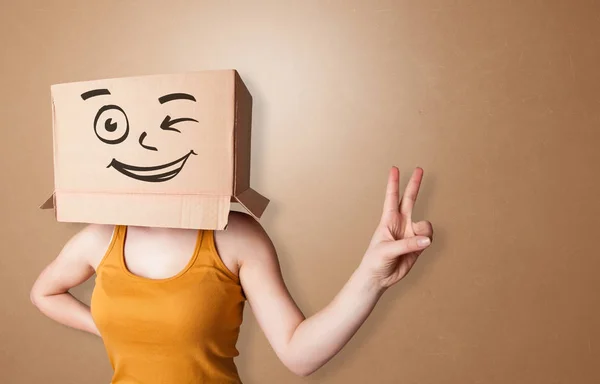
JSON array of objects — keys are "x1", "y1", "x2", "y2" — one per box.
[
  {"x1": 234, "y1": 187, "x2": 269, "y2": 219},
  {"x1": 55, "y1": 191, "x2": 231, "y2": 230},
  {"x1": 40, "y1": 193, "x2": 55, "y2": 209}
]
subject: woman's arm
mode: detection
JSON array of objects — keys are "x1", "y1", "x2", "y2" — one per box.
[
  {"x1": 30, "y1": 224, "x2": 113, "y2": 336},
  {"x1": 235, "y1": 167, "x2": 433, "y2": 377}
]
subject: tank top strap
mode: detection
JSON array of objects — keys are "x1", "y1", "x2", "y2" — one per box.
[
  {"x1": 188, "y1": 229, "x2": 211, "y2": 268},
  {"x1": 190, "y1": 229, "x2": 241, "y2": 283},
  {"x1": 95, "y1": 225, "x2": 126, "y2": 272}
]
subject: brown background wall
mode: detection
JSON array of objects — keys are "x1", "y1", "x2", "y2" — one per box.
[{"x1": 1, "y1": 1, "x2": 599, "y2": 383}]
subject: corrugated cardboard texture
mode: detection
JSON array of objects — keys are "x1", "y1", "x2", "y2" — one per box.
[
  {"x1": 3, "y1": 1, "x2": 600, "y2": 384},
  {"x1": 56, "y1": 192, "x2": 230, "y2": 230}
]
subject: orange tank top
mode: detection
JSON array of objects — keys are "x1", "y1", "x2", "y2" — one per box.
[{"x1": 91, "y1": 226, "x2": 246, "y2": 384}]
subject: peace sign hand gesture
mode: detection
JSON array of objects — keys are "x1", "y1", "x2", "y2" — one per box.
[{"x1": 360, "y1": 167, "x2": 434, "y2": 290}]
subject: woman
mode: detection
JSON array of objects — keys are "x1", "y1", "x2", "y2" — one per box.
[{"x1": 30, "y1": 166, "x2": 434, "y2": 383}]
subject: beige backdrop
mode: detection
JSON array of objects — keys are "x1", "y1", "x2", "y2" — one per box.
[{"x1": 2, "y1": 1, "x2": 599, "y2": 383}]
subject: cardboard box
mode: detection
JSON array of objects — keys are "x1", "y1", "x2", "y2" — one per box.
[{"x1": 41, "y1": 69, "x2": 269, "y2": 230}]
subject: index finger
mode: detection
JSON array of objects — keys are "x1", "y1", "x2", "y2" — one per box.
[
  {"x1": 400, "y1": 167, "x2": 424, "y2": 216},
  {"x1": 382, "y1": 166, "x2": 400, "y2": 214}
]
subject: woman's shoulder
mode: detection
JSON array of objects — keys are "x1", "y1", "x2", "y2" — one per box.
[
  {"x1": 76, "y1": 224, "x2": 115, "y2": 248},
  {"x1": 222, "y1": 211, "x2": 271, "y2": 243},
  {"x1": 64, "y1": 224, "x2": 115, "y2": 268},
  {"x1": 214, "y1": 211, "x2": 276, "y2": 265}
]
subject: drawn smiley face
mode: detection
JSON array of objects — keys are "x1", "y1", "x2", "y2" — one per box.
[{"x1": 81, "y1": 88, "x2": 198, "y2": 182}]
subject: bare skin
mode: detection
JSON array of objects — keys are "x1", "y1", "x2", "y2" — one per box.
[{"x1": 31, "y1": 166, "x2": 433, "y2": 376}]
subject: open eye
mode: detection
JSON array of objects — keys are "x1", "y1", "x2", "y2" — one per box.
[{"x1": 93, "y1": 105, "x2": 129, "y2": 144}]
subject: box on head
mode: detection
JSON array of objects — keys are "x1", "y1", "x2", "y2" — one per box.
[{"x1": 41, "y1": 69, "x2": 269, "y2": 230}]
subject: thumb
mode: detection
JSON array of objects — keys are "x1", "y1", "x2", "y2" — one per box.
[{"x1": 380, "y1": 236, "x2": 431, "y2": 260}]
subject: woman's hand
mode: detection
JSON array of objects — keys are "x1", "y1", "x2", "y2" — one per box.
[{"x1": 360, "y1": 166, "x2": 434, "y2": 289}]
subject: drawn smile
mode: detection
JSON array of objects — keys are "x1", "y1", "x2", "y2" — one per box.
[{"x1": 107, "y1": 150, "x2": 197, "y2": 182}]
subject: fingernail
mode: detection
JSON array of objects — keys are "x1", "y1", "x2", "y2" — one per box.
[{"x1": 418, "y1": 238, "x2": 431, "y2": 246}]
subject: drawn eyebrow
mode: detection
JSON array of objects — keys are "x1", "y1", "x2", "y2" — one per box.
[
  {"x1": 158, "y1": 93, "x2": 196, "y2": 104},
  {"x1": 81, "y1": 89, "x2": 111, "y2": 100}
]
